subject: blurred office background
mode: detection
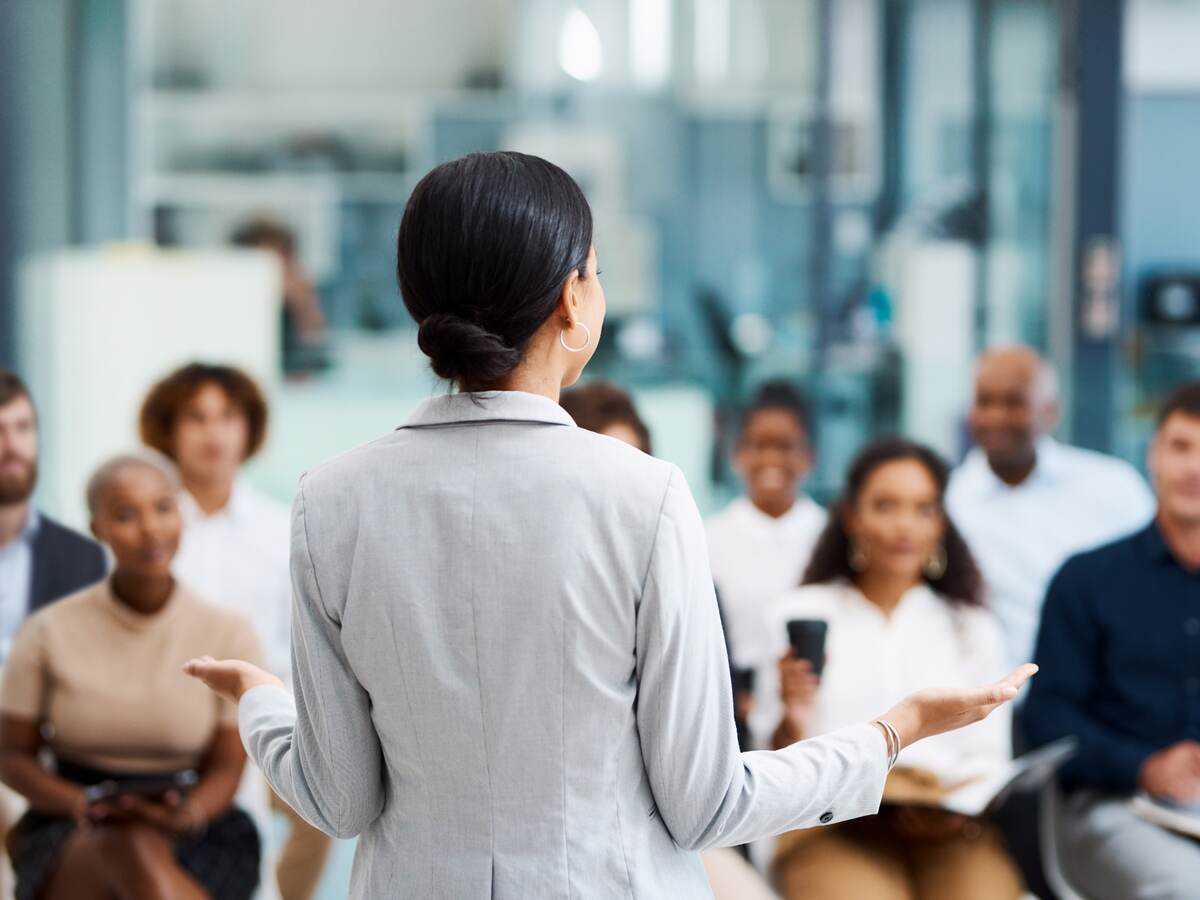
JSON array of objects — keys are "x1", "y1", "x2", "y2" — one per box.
[
  {"x1": 2, "y1": 0, "x2": 1199, "y2": 895},
  {"x1": 6, "y1": 0, "x2": 1200, "y2": 521}
]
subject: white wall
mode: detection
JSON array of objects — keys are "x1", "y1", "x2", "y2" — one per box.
[
  {"x1": 1125, "y1": 0, "x2": 1200, "y2": 92},
  {"x1": 18, "y1": 248, "x2": 280, "y2": 529}
]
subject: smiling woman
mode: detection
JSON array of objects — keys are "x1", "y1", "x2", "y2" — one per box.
[{"x1": 705, "y1": 380, "x2": 826, "y2": 689}]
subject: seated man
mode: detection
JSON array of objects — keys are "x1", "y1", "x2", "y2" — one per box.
[{"x1": 1023, "y1": 381, "x2": 1200, "y2": 900}]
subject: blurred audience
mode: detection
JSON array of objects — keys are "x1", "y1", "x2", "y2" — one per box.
[
  {"x1": 231, "y1": 219, "x2": 331, "y2": 378},
  {"x1": 706, "y1": 381, "x2": 825, "y2": 748},
  {"x1": 0, "y1": 451, "x2": 262, "y2": 900},
  {"x1": 139, "y1": 363, "x2": 332, "y2": 900},
  {"x1": 1023, "y1": 381, "x2": 1200, "y2": 899},
  {"x1": 946, "y1": 345, "x2": 1154, "y2": 670},
  {"x1": 765, "y1": 438, "x2": 1021, "y2": 900},
  {"x1": 0, "y1": 370, "x2": 105, "y2": 660}
]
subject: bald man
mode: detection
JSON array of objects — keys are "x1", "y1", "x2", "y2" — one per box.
[{"x1": 946, "y1": 346, "x2": 1155, "y2": 669}]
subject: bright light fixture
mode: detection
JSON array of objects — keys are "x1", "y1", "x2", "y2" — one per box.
[{"x1": 559, "y1": 7, "x2": 605, "y2": 82}]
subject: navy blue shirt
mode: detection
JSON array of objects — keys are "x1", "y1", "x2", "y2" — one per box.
[{"x1": 1022, "y1": 522, "x2": 1200, "y2": 792}]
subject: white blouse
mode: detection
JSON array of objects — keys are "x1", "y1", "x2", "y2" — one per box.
[
  {"x1": 753, "y1": 580, "x2": 1012, "y2": 784},
  {"x1": 705, "y1": 495, "x2": 826, "y2": 671}
]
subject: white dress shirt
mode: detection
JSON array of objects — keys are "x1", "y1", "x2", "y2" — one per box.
[
  {"x1": 0, "y1": 509, "x2": 38, "y2": 663},
  {"x1": 173, "y1": 479, "x2": 293, "y2": 680},
  {"x1": 946, "y1": 437, "x2": 1155, "y2": 669},
  {"x1": 705, "y1": 495, "x2": 826, "y2": 671},
  {"x1": 755, "y1": 580, "x2": 1012, "y2": 784}
]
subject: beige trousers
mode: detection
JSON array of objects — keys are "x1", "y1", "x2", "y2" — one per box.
[{"x1": 771, "y1": 810, "x2": 1024, "y2": 900}]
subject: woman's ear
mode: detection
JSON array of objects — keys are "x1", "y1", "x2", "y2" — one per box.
[
  {"x1": 556, "y1": 269, "x2": 582, "y2": 324},
  {"x1": 89, "y1": 518, "x2": 103, "y2": 542}
]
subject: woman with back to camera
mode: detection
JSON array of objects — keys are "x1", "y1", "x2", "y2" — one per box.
[
  {"x1": 184, "y1": 151, "x2": 1035, "y2": 899},
  {"x1": 764, "y1": 439, "x2": 1023, "y2": 900}
]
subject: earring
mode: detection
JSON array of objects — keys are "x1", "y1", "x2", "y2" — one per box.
[
  {"x1": 559, "y1": 321, "x2": 591, "y2": 353},
  {"x1": 924, "y1": 544, "x2": 948, "y2": 580},
  {"x1": 848, "y1": 537, "x2": 869, "y2": 572}
]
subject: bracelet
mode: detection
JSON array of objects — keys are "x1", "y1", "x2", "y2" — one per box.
[{"x1": 872, "y1": 718, "x2": 902, "y2": 770}]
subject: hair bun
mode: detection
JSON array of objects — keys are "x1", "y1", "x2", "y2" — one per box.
[{"x1": 417, "y1": 313, "x2": 522, "y2": 384}]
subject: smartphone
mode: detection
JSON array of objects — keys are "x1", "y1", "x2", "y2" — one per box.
[
  {"x1": 83, "y1": 769, "x2": 199, "y2": 805},
  {"x1": 786, "y1": 619, "x2": 828, "y2": 677}
]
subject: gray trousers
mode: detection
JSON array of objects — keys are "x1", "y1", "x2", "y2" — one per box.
[{"x1": 1059, "y1": 790, "x2": 1200, "y2": 900}]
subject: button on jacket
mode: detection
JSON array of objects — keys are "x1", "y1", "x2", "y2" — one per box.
[{"x1": 238, "y1": 391, "x2": 888, "y2": 899}]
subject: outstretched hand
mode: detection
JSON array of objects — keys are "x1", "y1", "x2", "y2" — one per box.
[
  {"x1": 183, "y1": 656, "x2": 284, "y2": 703},
  {"x1": 883, "y1": 664, "x2": 1038, "y2": 749}
]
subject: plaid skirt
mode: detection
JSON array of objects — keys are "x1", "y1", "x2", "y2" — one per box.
[{"x1": 7, "y1": 762, "x2": 261, "y2": 900}]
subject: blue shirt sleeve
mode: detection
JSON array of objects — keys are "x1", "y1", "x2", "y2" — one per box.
[{"x1": 1021, "y1": 558, "x2": 1157, "y2": 792}]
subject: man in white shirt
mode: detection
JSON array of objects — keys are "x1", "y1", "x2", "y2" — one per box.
[
  {"x1": 140, "y1": 362, "x2": 330, "y2": 900},
  {"x1": 946, "y1": 346, "x2": 1154, "y2": 671}
]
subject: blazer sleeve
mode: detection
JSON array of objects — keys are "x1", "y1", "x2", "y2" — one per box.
[
  {"x1": 237, "y1": 479, "x2": 385, "y2": 839},
  {"x1": 635, "y1": 466, "x2": 888, "y2": 851}
]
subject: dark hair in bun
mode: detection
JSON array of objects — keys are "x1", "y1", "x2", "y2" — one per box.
[{"x1": 398, "y1": 152, "x2": 593, "y2": 389}]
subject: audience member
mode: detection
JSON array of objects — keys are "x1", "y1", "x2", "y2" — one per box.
[
  {"x1": 231, "y1": 219, "x2": 331, "y2": 378},
  {"x1": 946, "y1": 345, "x2": 1154, "y2": 669},
  {"x1": 0, "y1": 451, "x2": 263, "y2": 900},
  {"x1": 0, "y1": 370, "x2": 105, "y2": 660},
  {"x1": 1023, "y1": 381, "x2": 1200, "y2": 899},
  {"x1": 706, "y1": 382, "x2": 824, "y2": 679},
  {"x1": 140, "y1": 363, "x2": 331, "y2": 900},
  {"x1": 765, "y1": 438, "x2": 1022, "y2": 900}
]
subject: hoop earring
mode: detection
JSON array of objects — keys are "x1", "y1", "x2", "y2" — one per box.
[
  {"x1": 560, "y1": 321, "x2": 592, "y2": 353},
  {"x1": 924, "y1": 544, "x2": 948, "y2": 580},
  {"x1": 848, "y1": 537, "x2": 870, "y2": 573}
]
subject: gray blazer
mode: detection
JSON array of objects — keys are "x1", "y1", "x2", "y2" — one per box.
[{"x1": 239, "y1": 391, "x2": 887, "y2": 899}]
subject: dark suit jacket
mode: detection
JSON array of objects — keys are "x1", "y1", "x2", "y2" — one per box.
[{"x1": 28, "y1": 514, "x2": 107, "y2": 614}]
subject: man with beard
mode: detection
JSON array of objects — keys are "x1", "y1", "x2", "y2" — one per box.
[{"x1": 0, "y1": 370, "x2": 105, "y2": 661}]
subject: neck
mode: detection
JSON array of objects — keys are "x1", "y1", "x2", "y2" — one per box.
[
  {"x1": 1156, "y1": 510, "x2": 1200, "y2": 570},
  {"x1": 183, "y1": 475, "x2": 234, "y2": 515},
  {"x1": 854, "y1": 569, "x2": 918, "y2": 617},
  {"x1": 753, "y1": 494, "x2": 796, "y2": 519},
  {"x1": 0, "y1": 501, "x2": 31, "y2": 548},
  {"x1": 494, "y1": 362, "x2": 566, "y2": 404},
  {"x1": 110, "y1": 570, "x2": 175, "y2": 615},
  {"x1": 987, "y1": 445, "x2": 1038, "y2": 487}
]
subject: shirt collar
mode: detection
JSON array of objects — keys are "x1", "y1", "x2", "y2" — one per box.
[
  {"x1": 398, "y1": 391, "x2": 577, "y2": 430},
  {"x1": 733, "y1": 494, "x2": 818, "y2": 529},
  {"x1": 19, "y1": 508, "x2": 40, "y2": 544},
  {"x1": 963, "y1": 435, "x2": 1064, "y2": 494},
  {"x1": 178, "y1": 478, "x2": 253, "y2": 525},
  {"x1": 1140, "y1": 519, "x2": 1180, "y2": 567}
]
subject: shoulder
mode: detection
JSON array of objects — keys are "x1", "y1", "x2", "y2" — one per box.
[
  {"x1": 1051, "y1": 528, "x2": 1144, "y2": 588},
  {"x1": 1055, "y1": 443, "x2": 1148, "y2": 491},
  {"x1": 34, "y1": 515, "x2": 104, "y2": 560},
  {"x1": 21, "y1": 582, "x2": 105, "y2": 633},
  {"x1": 945, "y1": 451, "x2": 989, "y2": 505},
  {"x1": 705, "y1": 498, "x2": 746, "y2": 536}
]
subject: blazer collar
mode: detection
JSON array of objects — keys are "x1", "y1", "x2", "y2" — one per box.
[{"x1": 399, "y1": 391, "x2": 577, "y2": 430}]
